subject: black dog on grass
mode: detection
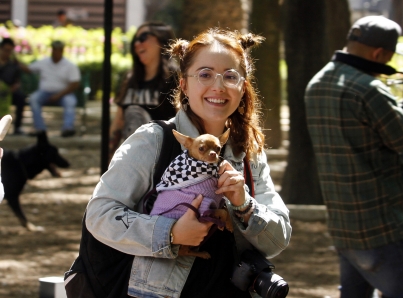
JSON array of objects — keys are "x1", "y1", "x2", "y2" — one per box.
[{"x1": 1, "y1": 132, "x2": 70, "y2": 231}]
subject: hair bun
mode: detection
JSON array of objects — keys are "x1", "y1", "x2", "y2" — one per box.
[
  {"x1": 169, "y1": 39, "x2": 189, "y2": 60},
  {"x1": 238, "y1": 33, "x2": 264, "y2": 50}
]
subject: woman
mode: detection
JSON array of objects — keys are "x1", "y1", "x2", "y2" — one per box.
[
  {"x1": 86, "y1": 28, "x2": 291, "y2": 297},
  {"x1": 109, "y1": 21, "x2": 177, "y2": 158}
]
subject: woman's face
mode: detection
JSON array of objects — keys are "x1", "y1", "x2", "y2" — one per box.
[
  {"x1": 181, "y1": 44, "x2": 246, "y2": 134},
  {"x1": 134, "y1": 26, "x2": 161, "y2": 66}
]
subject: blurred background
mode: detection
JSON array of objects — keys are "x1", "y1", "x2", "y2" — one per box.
[
  {"x1": 1, "y1": 2, "x2": 403, "y2": 297},
  {"x1": 1, "y1": 0, "x2": 403, "y2": 205}
]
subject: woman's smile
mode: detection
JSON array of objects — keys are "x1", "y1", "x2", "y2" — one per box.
[
  {"x1": 205, "y1": 97, "x2": 227, "y2": 104},
  {"x1": 137, "y1": 48, "x2": 146, "y2": 55}
]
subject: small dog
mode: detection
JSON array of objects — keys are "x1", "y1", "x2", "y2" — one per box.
[
  {"x1": 151, "y1": 128, "x2": 232, "y2": 259},
  {"x1": 1, "y1": 131, "x2": 70, "y2": 231}
]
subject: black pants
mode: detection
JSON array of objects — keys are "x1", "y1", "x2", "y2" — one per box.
[{"x1": 12, "y1": 89, "x2": 26, "y2": 130}]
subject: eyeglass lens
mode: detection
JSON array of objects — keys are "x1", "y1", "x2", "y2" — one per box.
[
  {"x1": 135, "y1": 32, "x2": 152, "y2": 43},
  {"x1": 197, "y1": 69, "x2": 241, "y2": 87}
]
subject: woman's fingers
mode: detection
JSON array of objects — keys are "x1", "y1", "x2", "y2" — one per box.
[
  {"x1": 171, "y1": 195, "x2": 213, "y2": 246},
  {"x1": 217, "y1": 168, "x2": 245, "y2": 189},
  {"x1": 217, "y1": 160, "x2": 246, "y2": 205},
  {"x1": 225, "y1": 175, "x2": 244, "y2": 185},
  {"x1": 218, "y1": 160, "x2": 234, "y2": 175},
  {"x1": 216, "y1": 177, "x2": 244, "y2": 192}
]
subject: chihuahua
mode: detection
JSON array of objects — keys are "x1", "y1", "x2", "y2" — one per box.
[{"x1": 150, "y1": 128, "x2": 232, "y2": 259}]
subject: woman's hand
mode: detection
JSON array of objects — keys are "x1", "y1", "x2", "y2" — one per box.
[
  {"x1": 215, "y1": 160, "x2": 246, "y2": 206},
  {"x1": 171, "y1": 195, "x2": 213, "y2": 246}
]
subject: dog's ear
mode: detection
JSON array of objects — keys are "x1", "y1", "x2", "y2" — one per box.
[
  {"x1": 172, "y1": 129, "x2": 194, "y2": 149},
  {"x1": 37, "y1": 131, "x2": 49, "y2": 146},
  {"x1": 218, "y1": 128, "x2": 230, "y2": 146}
]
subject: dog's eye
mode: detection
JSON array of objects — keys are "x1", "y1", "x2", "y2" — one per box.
[
  {"x1": 199, "y1": 146, "x2": 205, "y2": 152},
  {"x1": 216, "y1": 146, "x2": 221, "y2": 153}
]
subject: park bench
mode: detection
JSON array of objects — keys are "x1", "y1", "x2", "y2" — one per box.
[{"x1": 20, "y1": 71, "x2": 91, "y2": 134}]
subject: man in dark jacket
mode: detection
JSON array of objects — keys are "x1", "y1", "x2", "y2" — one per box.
[{"x1": 305, "y1": 16, "x2": 403, "y2": 297}]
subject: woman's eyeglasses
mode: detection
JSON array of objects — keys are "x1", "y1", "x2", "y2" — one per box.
[
  {"x1": 133, "y1": 32, "x2": 155, "y2": 43},
  {"x1": 185, "y1": 68, "x2": 245, "y2": 88}
]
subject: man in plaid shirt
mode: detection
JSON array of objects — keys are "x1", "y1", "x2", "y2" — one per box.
[{"x1": 305, "y1": 16, "x2": 403, "y2": 297}]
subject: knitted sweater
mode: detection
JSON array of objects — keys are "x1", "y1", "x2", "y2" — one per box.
[{"x1": 150, "y1": 150, "x2": 224, "y2": 221}]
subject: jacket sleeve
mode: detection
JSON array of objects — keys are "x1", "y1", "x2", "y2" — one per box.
[
  {"x1": 232, "y1": 151, "x2": 292, "y2": 259},
  {"x1": 85, "y1": 123, "x2": 180, "y2": 258}
]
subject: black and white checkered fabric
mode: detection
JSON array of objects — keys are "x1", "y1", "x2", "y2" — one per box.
[{"x1": 156, "y1": 150, "x2": 219, "y2": 191}]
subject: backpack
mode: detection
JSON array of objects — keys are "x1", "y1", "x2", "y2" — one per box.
[{"x1": 64, "y1": 120, "x2": 254, "y2": 298}]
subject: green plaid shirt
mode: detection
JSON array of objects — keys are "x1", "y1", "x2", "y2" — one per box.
[{"x1": 305, "y1": 59, "x2": 403, "y2": 250}]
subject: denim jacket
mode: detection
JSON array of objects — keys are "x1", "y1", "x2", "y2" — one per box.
[{"x1": 86, "y1": 110, "x2": 292, "y2": 298}]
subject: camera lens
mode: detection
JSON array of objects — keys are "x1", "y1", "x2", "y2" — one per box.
[{"x1": 254, "y1": 271, "x2": 289, "y2": 298}]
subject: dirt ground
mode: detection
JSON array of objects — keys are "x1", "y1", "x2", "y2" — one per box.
[{"x1": 0, "y1": 140, "x2": 341, "y2": 298}]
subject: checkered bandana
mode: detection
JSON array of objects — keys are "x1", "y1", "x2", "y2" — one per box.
[{"x1": 156, "y1": 150, "x2": 220, "y2": 192}]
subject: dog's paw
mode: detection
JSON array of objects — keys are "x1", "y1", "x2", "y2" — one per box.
[
  {"x1": 225, "y1": 225, "x2": 234, "y2": 233},
  {"x1": 225, "y1": 218, "x2": 234, "y2": 233},
  {"x1": 26, "y1": 222, "x2": 45, "y2": 232},
  {"x1": 198, "y1": 252, "x2": 211, "y2": 259}
]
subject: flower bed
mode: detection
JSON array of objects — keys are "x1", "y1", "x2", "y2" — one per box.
[{"x1": 0, "y1": 21, "x2": 134, "y2": 99}]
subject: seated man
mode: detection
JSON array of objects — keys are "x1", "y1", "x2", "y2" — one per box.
[
  {"x1": 21, "y1": 40, "x2": 80, "y2": 137},
  {"x1": 53, "y1": 9, "x2": 73, "y2": 27},
  {"x1": 0, "y1": 38, "x2": 27, "y2": 135}
]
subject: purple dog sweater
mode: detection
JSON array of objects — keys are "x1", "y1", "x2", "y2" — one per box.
[
  {"x1": 150, "y1": 177, "x2": 224, "y2": 219},
  {"x1": 150, "y1": 150, "x2": 224, "y2": 219}
]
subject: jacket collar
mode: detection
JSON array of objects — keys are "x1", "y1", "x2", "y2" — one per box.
[{"x1": 332, "y1": 50, "x2": 399, "y2": 75}]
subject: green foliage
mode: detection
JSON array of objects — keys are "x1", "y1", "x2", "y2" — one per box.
[
  {"x1": 388, "y1": 37, "x2": 403, "y2": 71},
  {"x1": 383, "y1": 38, "x2": 403, "y2": 102},
  {"x1": 0, "y1": 22, "x2": 135, "y2": 98}
]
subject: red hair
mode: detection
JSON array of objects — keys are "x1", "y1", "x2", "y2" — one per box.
[{"x1": 168, "y1": 28, "x2": 265, "y2": 158}]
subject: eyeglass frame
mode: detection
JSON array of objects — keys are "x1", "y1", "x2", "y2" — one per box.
[
  {"x1": 133, "y1": 32, "x2": 156, "y2": 43},
  {"x1": 184, "y1": 68, "x2": 245, "y2": 88}
]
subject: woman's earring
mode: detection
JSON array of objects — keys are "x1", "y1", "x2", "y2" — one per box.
[
  {"x1": 182, "y1": 96, "x2": 189, "y2": 112},
  {"x1": 238, "y1": 99, "x2": 245, "y2": 115}
]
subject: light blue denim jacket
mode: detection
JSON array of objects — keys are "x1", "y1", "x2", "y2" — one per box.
[{"x1": 86, "y1": 110, "x2": 291, "y2": 298}]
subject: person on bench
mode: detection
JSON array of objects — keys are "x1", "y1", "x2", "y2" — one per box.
[
  {"x1": 20, "y1": 40, "x2": 80, "y2": 137},
  {"x1": 0, "y1": 38, "x2": 27, "y2": 135}
]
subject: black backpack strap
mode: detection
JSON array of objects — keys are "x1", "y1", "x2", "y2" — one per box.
[
  {"x1": 143, "y1": 120, "x2": 182, "y2": 214},
  {"x1": 151, "y1": 120, "x2": 181, "y2": 184}
]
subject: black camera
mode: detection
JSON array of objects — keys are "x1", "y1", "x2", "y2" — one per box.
[{"x1": 230, "y1": 249, "x2": 289, "y2": 298}]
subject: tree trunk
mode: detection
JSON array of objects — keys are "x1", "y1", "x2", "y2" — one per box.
[
  {"x1": 280, "y1": 0, "x2": 350, "y2": 204},
  {"x1": 144, "y1": 0, "x2": 171, "y2": 21},
  {"x1": 250, "y1": 0, "x2": 282, "y2": 149},
  {"x1": 325, "y1": 0, "x2": 351, "y2": 58},
  {"x1": 390, "y1": 0, "x2": 403, "y2": 30},
  {"x1": 179, "y1": 0, "x2": 248, "y2": 40}
]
